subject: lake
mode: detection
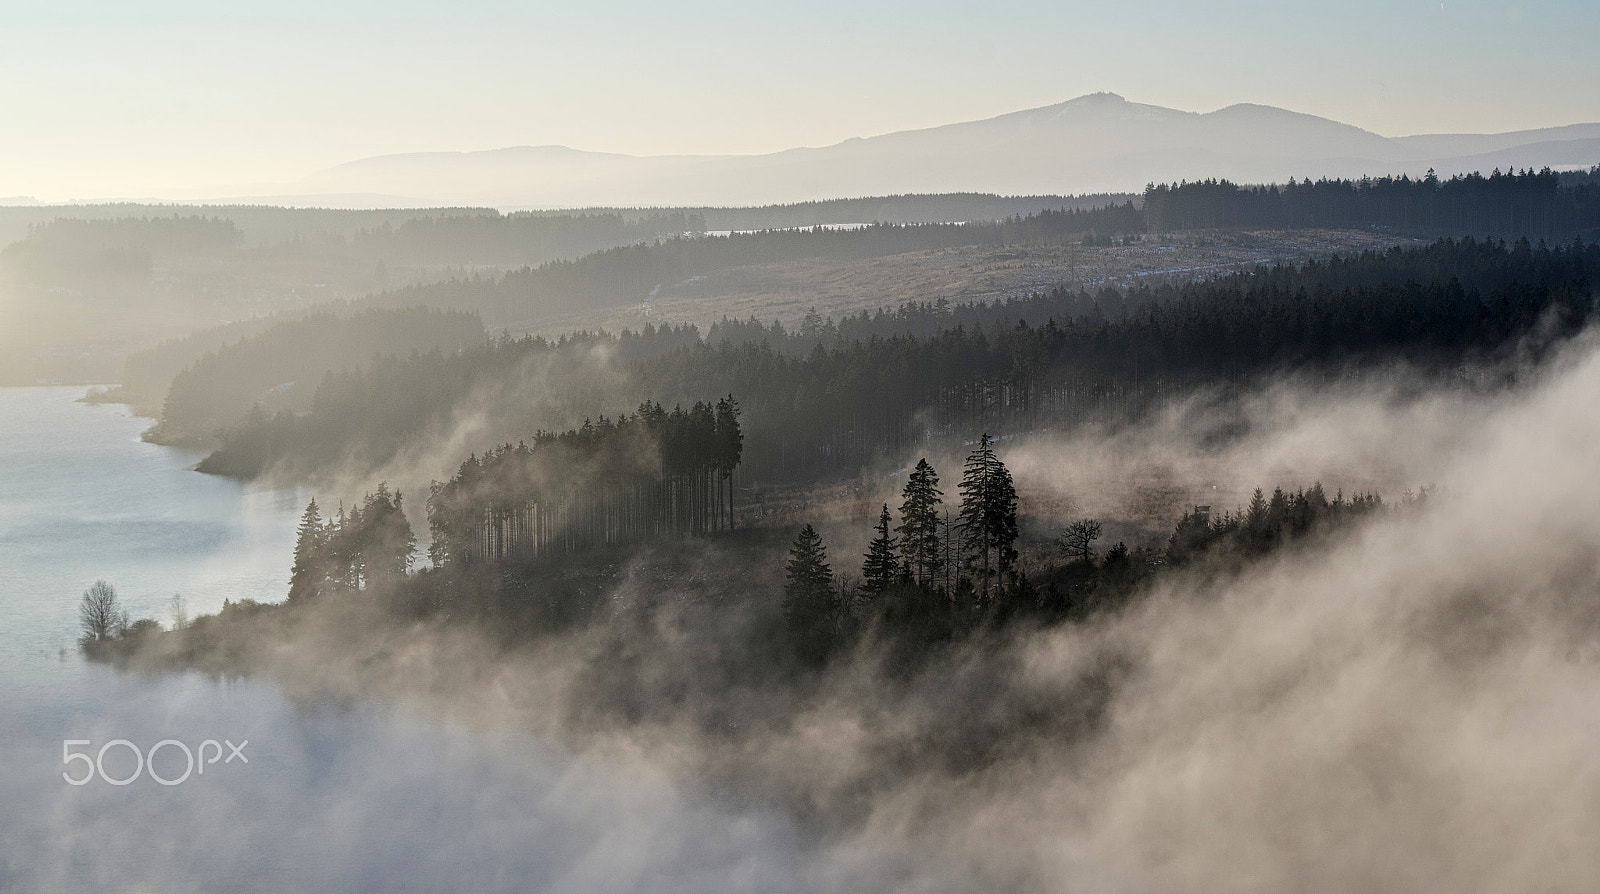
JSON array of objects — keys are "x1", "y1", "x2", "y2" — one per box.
[{"x1": 0, "y1": 387, "x2": 805, "y2": 894}]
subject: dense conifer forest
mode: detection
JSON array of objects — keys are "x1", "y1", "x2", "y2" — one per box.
[
  {"x1": 196, "y1": 237, "x2": 1598, "y2": 482},
  {"x1": 1143, "y1": 168, "x2": 1600, "y2": 237},
  {"x1": 513, "y1": 193, "x2": 1131, "y2": 231},
  {"x1": 148, "y1": 307, "x2": 485, "y2": 443},
  {"x1": 424, "y1": 398, "x2": 744, "y2": 563},
  {"x1": 357, "y1": 205, "x2": 1144, "y2": 325},
  {"x1": 346, "y1": 168, "x2": 1600, "y2": 328}
]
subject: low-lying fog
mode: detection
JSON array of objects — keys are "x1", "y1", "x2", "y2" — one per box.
[{"x1": 8, "y1": 329, "x2": 1600, "y2": 892}]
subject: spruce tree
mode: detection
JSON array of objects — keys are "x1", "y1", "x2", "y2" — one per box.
[
  {"x1": 715, "y1": 395, "x2": 743, "y2": 530},
  {"x1": 957, "y1": 433, "x2": 1019, "y2": 599},
  {"x1": 784, "y1": 524, "x2": 837, "y2": 655},
  {"x1": 861, "y1": 504, "x2": 900, "y2": 599},
  {"x1": 896, "y1": 458, "x2": 943, "y2": 586},
  {"x1": 358, "y1": 484, "x2": 415, "y2": 587},
  {"x1": 943, "y1": 509, "x2": 956, "y2": 595},
  {"x1": 288, "y1": 498, "x2": 327, "y2": 603},
  {"x1": 326, "y1": 503, "x2": 355, "y2": 593},
  {"x1": 785, "y1": 524, "x2": 833, "y2": 606},
  {"x1": 1243, "y1": 487, "x2": 1269, "y2": 549}
]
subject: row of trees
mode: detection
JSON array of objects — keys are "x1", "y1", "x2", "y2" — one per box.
[
  {"x1": 357, "y1": 167, "x2": 1600, "y2": 330},
  {"x1": 782, "y1": 435, "x2": 1020, "y2": 654},
  {"x1": 424, "y1": 397, "x2": 744, "y2": 565},
  {"x1": 780, "y1": 476, "x2": 1418, "y2": 663},
  {"x1": 1166, "y1": 484, "x2": 1392, "y2": 562},
  {"x1": 363, "y1": 215, "x2": 1129, "y2": 328},
  {"x1": 287, "y1": 487, "x2": 416, "y2": 602},
  {"x1": 1143, "y1": 169, "x2": 1600, "y2": 239},
  {"x1": 156, "y1": 306, "x2": 484, "y2": 443},
  {"x1": 576, "y1": 193, "x2": 1132, "y2": 232},
  {"x1": 346, "y1": 211, "x2": 706, "y2": 267},
  {"x1": 77, "y1": 582, "x2": 186, "y2": 652}
]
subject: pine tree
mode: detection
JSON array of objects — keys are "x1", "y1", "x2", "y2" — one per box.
[
  {"x1": 1243, "y1": 487, "x2": 1269, "y2": 548},
  {"x1": 341, "y1": 501, "x2": 366, "y2": 590},
  {"x1": 861, "y1": 504, "x2": 900, "y2": 599},
  {"x1": 785, "y1": 524, "x2": 833, "y2": 605},
  {"x1": 358, "y1": 484, "x2": 415, "y2": 586},
  {"x1": 957, "y1": 433, "x2": 1019, "y2": 600},
  {"x1": 288, "y1": 498, "x2": 328, "y2": 603},
  {"x1": 943, "y1": 509, "x2": 956, "y2": 595},
  {"x1": 784, "y1": 524, "x2": 837, "y2": 655},
  {"x1": 714, "y1": 395, "x2": 743, "y2": 531},
  {"x1": 896, "y1": 458, "x2": 943, "y2": 586},
  {"x1": 326, "y1": 502, "x2": 356, "y2": 593}
]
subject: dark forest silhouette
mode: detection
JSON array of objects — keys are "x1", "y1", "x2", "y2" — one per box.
[
  {"x1": 352, "y1": 168, "x2": 1600, "y2": 326},
  {"x1": 423, "y1": 398, "x2": 743, "y2": 564},
  {"x1": 198, "y1": 237, "x2": 1599, "y2": 483}
]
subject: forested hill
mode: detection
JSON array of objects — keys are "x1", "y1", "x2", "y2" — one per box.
[
  {"x1": 358, "y1": 168, "x2": 1600, "y2": 330},
  {"x1": 0, "y1": 192, "x2": 1123, "y2": 263},
  {"x1": 515, "y1": 193, "x2": 1132, "y2": 231},
  {"x1": 196, "y1": 237, "x2": 1598, "y2": 482},
  {"x1": 0, "y1": 208, "x2": 702, "y2": 277},
  {"x1": 0, "y1": 215, "x2": 242, "y2": 288},
  {"x1": 359, "y1": 204, "x2": 1142, "y2": 326},
  {"x1": 148, "y1": 307, "x2": 485, "y2": 445},
  {"x1": 710, "y1": 234, "x2": 1600, "y2": 352},
  {"x1": 1144, "y1": 168, "x2": 1600, "y2": 236}
]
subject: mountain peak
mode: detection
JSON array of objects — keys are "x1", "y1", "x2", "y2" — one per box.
[
  {"x1": 293, "y1": 95, "x2": 1600, "y2": 208},
  {"x1": 1063, "y1": 91, "x2": 1127, "y2": 105}
]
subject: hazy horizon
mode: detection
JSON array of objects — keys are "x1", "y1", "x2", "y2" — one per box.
[{"x1": 3, "y1": 0, "x2": 1597, "y2": 201}]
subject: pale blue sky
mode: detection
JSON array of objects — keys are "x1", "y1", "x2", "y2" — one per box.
[{"x1": 0, "y1": 0, "x2": 1595, "y2": 199}]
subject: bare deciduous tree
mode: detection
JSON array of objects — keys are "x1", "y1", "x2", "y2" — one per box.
[
  {"x1": 168, "y1": 594, "x2": 188, "y2": 631},
  {"x1": 1058, "y1": 519, "x2": 1103, "y2": 566},
  {"x1": 78, "y1": 580, "x2": 125, "y2": 645}
]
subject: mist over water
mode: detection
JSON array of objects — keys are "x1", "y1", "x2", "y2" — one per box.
[
  {"x1": 386, "y1": 337, "x2": 1600, "y2": 890},
  {"x1": 0, "y1": 388, "x2": 813, "y2": 894},
  {"x1": 2, "y1": 0, "x2": 1596, "y2": 884},
  {"x1": 7, "y1": 324, "x2": 1600, "y2": 892}
]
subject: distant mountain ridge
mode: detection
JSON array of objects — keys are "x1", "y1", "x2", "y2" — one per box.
[{"x1": 294, "y1": 93, "x2": 1600, "y2": 209}]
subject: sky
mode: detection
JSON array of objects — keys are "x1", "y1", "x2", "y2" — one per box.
[{"x1": 0, "y1": 0, "x2": 1596, "y2": 200}]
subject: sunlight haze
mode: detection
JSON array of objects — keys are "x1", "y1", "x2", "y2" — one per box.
[{"x1": 1, "y1": 0, "x2": 1595, "y2": 200}]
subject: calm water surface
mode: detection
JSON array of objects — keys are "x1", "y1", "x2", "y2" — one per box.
[
  {"x1": 0, "y1": 388, "x2": 804, "y2": 894},
  {"x1": 0, "y1": 387, "x2": 306, "y2": 670}
]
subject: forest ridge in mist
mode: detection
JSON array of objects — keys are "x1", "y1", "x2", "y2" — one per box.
[{"x1": 252, "y1": 93, "x2": 1600, "y2": 209}]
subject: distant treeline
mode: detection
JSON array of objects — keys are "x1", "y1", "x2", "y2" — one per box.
[
  {"x1": 114, "y1": 314, "x2": 305, "y2": 412},
  {"x1": 365, "y1": 206, "x2": 1144, "y2": 326},
  {"x1": 195, "y1": 237, "x2": 1599, "y2": 483},
  {"x1": 781, "y1": 468, "x2": 1406, "y2": 665},
  {"x1": 515, "y1": 193, "x2": 1137, "y2": 231},
  {"x1": 0, "y1": 192, "x2": 1127, "y2": 267},
  {"x1": 152, "y1": 307, "x2": 484, "y2": 443},
  {"x1": 425, "y1": 398, "x2": 744, "y2": 565},
  {"x1": 16, "y1": 170, "x2": 1598, "y2": 314},
  {"x1": 1144, "y1": 168, "x2": 1600, "y2": 239},
  {"x1": 358, "y1": 169, "x2": 1600, "y2": 328},
  {"x1": 0, "y1": 209, "x2": 700, "y2": 275},
  {"x1": 1166, "y1": 485, "x2": 1390, "y2": 565},
  {"x1": 0, "y1": 215, "x2": 242, "y2": 286},
  {"x1": 0, "y1": 204, "x2": 491, "y2": 248},
  {"x1": 345, "y1": 212, "x2": 705, "y2": 266}
]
